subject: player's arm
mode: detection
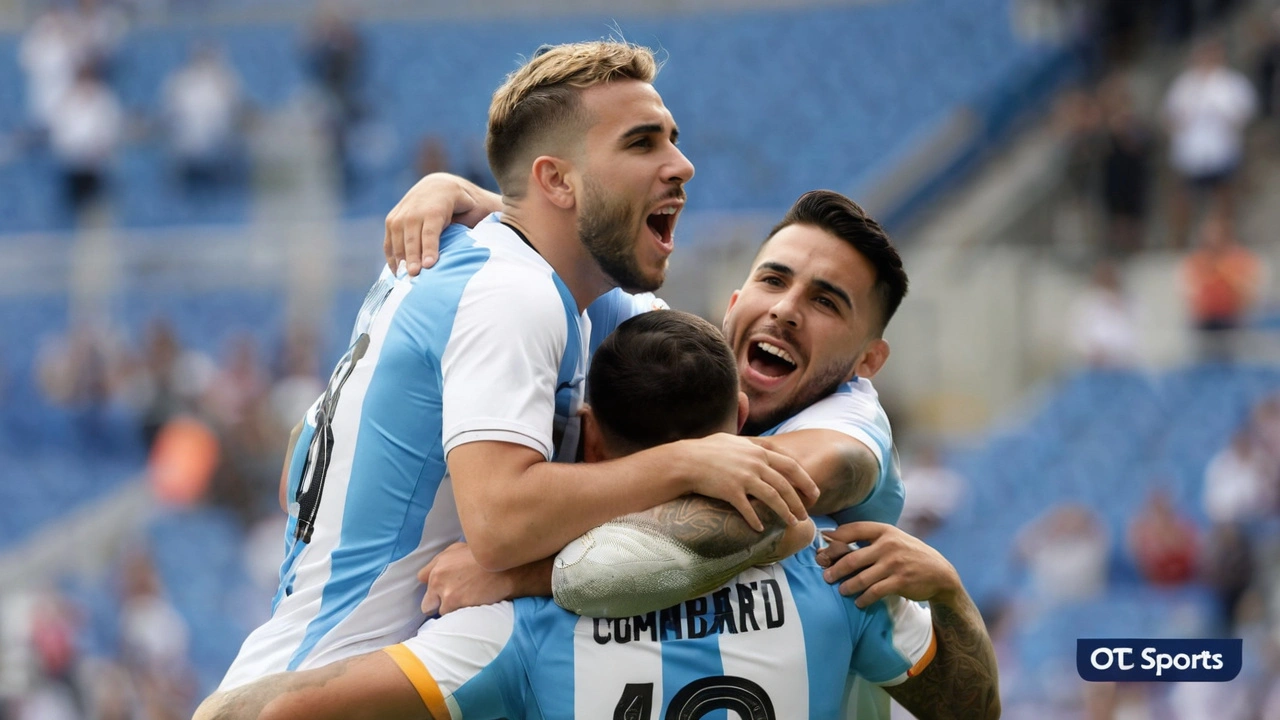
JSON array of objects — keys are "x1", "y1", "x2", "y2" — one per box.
[
  {"x1": 193, "y1": 652, "x2": 434, "y2": 720},
  {"x1": 883, "y1": 586, "x2": 1001, "y2": 720},
  {"x1": 820, "y1": 522, "x2": 1001, "y2": 720},
  {"x1": 384, "y1": 173, "x2": 501, "y2": 275},
  {"x1": 418, "y1": 542, "x2": 554, "y2": 615},
  {"x1": 751, "y1": 429, "x2": 878, "y2": 516},
  {"x1": 553, "y1": 495, "x2": 815, "y2": 617},
  {"x1": 449, "y1": 436, "x2": 813, "y2": 572}
]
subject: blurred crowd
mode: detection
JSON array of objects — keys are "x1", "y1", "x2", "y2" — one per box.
[
  {"x1": 4, "y1": 552, "x2": 197, "y2": 720},
  {"x1": 1060, "y1": 8, "x2": 1280, "y2": 367},
  {"x1": 12, "y1": 0, "x2": 492, "y2": 228},
  {"x1": 35, "y1": 317, "x2": 323, "y2": 523}
]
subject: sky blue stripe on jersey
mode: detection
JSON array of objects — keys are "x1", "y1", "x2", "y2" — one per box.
[
  {"x1": 781, "y1": 552, "x2": 857, "y2": 718},
  {"x1": 551, "y1": 274, "x2": 585, "y2": 460},
  {"x1": 273, "y1": 422, "x2": 317, "y2": 613},
  {"x1": 661, "y1": 618, "x2": 726, "y2": 718},
  {"x1": 449, "y1": 631, "x2": 525, "y2": 719},
  {"x1": 288, "y1": 227, "x2": 483, "y2": 670},
  {"x1": 586, "y1": 288, "x2": 632, "y2": 358},
  {"x1": 515, "y1": 598, "x2": 575, "y2": 719},
  {"x1": 844, "y1": 598, "x2": 916, "y2": 685}
]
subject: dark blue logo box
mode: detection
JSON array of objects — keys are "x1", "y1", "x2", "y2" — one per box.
[{"x1": 1077, "y1": 639, "x2": 1242, "y2": 682}]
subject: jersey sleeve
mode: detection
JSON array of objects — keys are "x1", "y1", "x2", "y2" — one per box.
[
  {"x1": 769, "y1": 382, "x2": 904, "y2": 525},
  {"x1": 440, "y1": 264, "x2": 571, "y2": 460},
  {"x1": 847, "y1": 595, "x2": 936, "y2": 686},
  {"x1": 386, "y1": 602, "x2": 525, "y2": 720},
  {"x1": 585, "y1": 288, "x2": 668, "y2": 357}
]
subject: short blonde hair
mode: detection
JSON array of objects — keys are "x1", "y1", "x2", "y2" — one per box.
[{"x1": 486, "y1": 41, "x2": 658, "y2": 197}]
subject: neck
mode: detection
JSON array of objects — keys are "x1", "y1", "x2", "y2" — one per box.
[{"x1": 502, "y1": 203, "x2": 614, "y2": 312}]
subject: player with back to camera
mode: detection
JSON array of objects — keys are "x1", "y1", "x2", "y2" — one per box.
[
  {"x1": 383, "y1": 182, "x2": 1002, "y2": 719},
  {"x1": 205, "y1": 38, "x2": 818, "y2": 701},
  {"x1": 196, "y1": 310, "x2": 976, "y2": 720}
]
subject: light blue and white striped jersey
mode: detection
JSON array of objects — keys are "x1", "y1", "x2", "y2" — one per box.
[
  {"x1": 218, "y1": 215, "x2": 589, "y2": 690},
  {"x1": 588, "y1": 290, "x2": 905, "y2": 526},
  {"x1": 390, "y1": 531, "x2": 935, "y2": 719}
]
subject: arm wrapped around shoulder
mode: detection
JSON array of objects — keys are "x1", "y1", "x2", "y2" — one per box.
[{"x1": 552, "y1": 517, "x2": 762, "y2": 618}]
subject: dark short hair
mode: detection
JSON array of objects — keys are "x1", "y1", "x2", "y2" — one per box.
[
  {"x1": 763, "y1": 190, "x2": 909, "y2": 334},
  {"x1": 587, "y1": 310, "x2": 739, "y2": 452}
]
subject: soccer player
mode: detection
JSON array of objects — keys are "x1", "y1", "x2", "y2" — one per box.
[
  {"x1": 212, "y1": 40, "x2": 816, "y2": 694},
  {"x1": 196, "y1": 310, "x2": 982, "y2": 720},
  {"x1": 385, "y1": 184, "x2": 1000, "y2": 718}
]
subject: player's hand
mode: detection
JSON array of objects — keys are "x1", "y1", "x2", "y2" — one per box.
[
  {"x1": 816, "y1": 522, "x2": 962, "y2": 609},
  {"x1": 418, "y1": 541, "x2": 516, "y2": 615},
  {"x1": 384, "y1": 173, "x2": 502, "y2": 275},
  {"x1": 673, "y1": 433, "x2": 819, "y2": 532}
]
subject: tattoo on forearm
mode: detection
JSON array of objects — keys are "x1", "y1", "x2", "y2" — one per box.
[
  {"x1": 204, "y1": 660, "x2": 354, "y2": 720},
  {"x1": 886, "y1": 591, "x2": 1001, "y2": 720},
  {"x1": 810, "y1": 447, "x2": 879, "y2": 517},
  {"x1": 628, "y1": 496, "x2": 784, "y2": 559}
]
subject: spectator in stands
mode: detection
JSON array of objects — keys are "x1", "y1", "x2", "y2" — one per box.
[
  {"x1": 303, "y1": 10, "x2": 364, "y2": 192},
  {"x1": 899, "y1": 442, "x2": 965, "y2": 538},
  {"x1": 36, "y1": 323, "x2": 117, "y2": 409},
  {"x1": 1098, "y1": 77, "x2": 1152, "y2": 256},
  {"x1": 1255, "y1": 10, "x2": 1280, "y2": 127},
  {"x1": 1204, "y1": 428, "x2": 1275, "y2": 525},
  {"x1": 1053, "y1": 88, "x2": 1104, "y2": 258},
  {"x1": 119, "y1": 319, "x2": 214, "y2": 448},
  {"x1": 202, "y1": 333, "x2": 266, "y2": 430},
  {"x1": 1126, "y1": 488, "x2": 1199, "y2": 586},
  {"x1": 1163, "y1": 36, "x2": 1257, "y2": 246},
  {"x1": 28, "y1": 588, "x2": 83, "y2": 704},
  {"x1": 72, "y1": 0, "x2": 126, "y2": 80},
  {"x1": 1200, "y1": 521, "x2": 1255, "y2": 626},
  {"x1": 161, "y1": 43, "x2": 244, "y2": 199},
  {"x1": 36, "y1": 322, "x2": 126, "y2": 451},
  {"x1": 119, "y1": 551, "x2": 195, "y2": 720},
  {"x1": 48, "y1": 65, "x2": 123, "y2": 223},
  {"x1": 267, "y1": 324, "x2": 323, "y2": 437},
  {"x1": 1251, "y1": 393, "x2": 1280, "y2": 473},
  {"x1": 1180, "y1": 213, "x2": 1264, "y2": 360},
  {"x1": 1069, "y1": 260, "x2": 1139, "y2": 367},
  {"x1": 1015, "y1": 503, "x2": 1110, "y2": 604},
  {"x1": 19, "y1": 8, "x2": 87, "y2": 136}
]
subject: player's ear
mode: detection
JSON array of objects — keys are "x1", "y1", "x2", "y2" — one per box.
[
  {"x1": 736, "y1": 391, "x2": 750, "y2": 433},
  {"x1": 722, "y1": 290, "x2": 741, "y2": 331},
  {"x1": 531, "y1": 155, "x2": 576, "y2": 210},
  {"x1": 852, "y1": 338, "x2": 890, "y2": 380},
  {"x1": 580, "y1": 404, "x2": 607, "y2": 463}
]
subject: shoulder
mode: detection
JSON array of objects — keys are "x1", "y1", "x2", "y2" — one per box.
[
  {"x1": 773, "y1": 379, "x2": 891, "y2": 444},
  {"x1": 408, "y1": 219, "x2": 573, "y2": 332}
]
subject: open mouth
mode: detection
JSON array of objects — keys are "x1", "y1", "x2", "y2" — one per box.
[
  {"x1": 747, "y1": 341, "x2": 797, "y2": 379},
  {"x1": 646, "y1": 207, "x2": 676, "y2": 249}
]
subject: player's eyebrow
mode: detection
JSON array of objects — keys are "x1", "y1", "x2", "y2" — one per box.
[
  {"x1": 621, "y1": 123, "x2": 680, "y2": 144},
  {"x1": 812, "y1": 278, "x2": 853, "y2": 310},
  {"x1": 756, "y1": 261, "x2": 792, "y2": 276},
  {"x1": 757, "y1": 262, "x2": 852, "y2": 310}
]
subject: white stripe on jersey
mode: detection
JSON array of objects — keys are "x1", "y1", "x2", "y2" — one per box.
[
  {"x1": 573, "y1": 614, "x2": 664, "y2": 719},
  {"x1": 717, "y1": 564, "x2": 809, "y2": 715},
  {"x1": 299, "y1": 475, "x2": 461, "y2": 670}
]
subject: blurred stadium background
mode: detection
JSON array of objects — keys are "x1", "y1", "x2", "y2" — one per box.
[{"x1": 0, "y1": 0, "x2": 1279, "y2": 717}]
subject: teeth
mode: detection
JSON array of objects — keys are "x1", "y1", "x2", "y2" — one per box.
[
  {"x1": 654, "y1": 207, "x2": 677, "y2": 215},
  {"x1": 757, "y1": 342, "x2": 796, "y2": 366}
]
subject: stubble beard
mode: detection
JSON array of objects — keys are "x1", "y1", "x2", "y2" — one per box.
[{"x1": 578, "y1": 179, "x2": 660, "y2": 294}]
